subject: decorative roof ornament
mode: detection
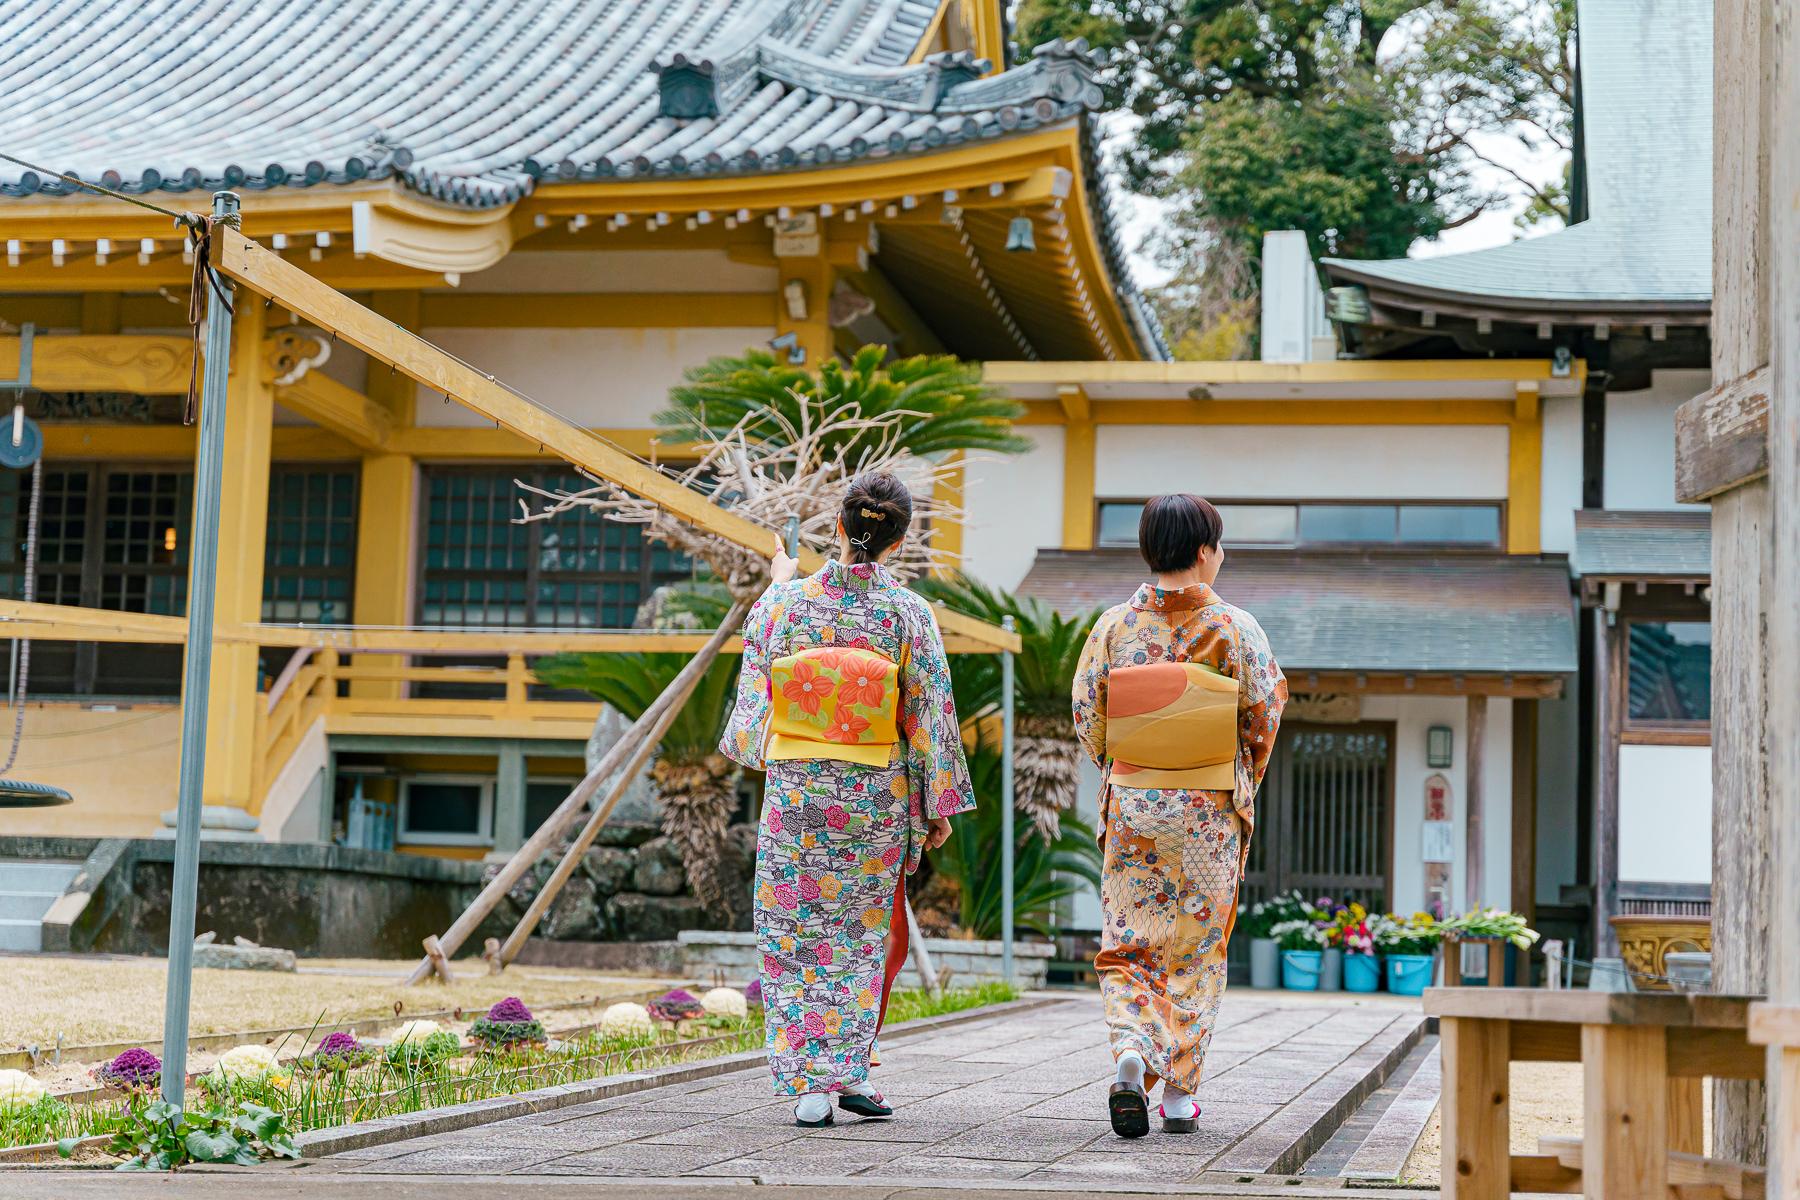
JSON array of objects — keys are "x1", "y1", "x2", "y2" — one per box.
[
  {"x1": 658, "y1": 53, "x2": 719, "y2": 120},
  {"x1": 918, "y1": 50, "x2": 992, "y2": 110}
]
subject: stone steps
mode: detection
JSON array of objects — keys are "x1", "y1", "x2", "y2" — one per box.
[
  {"x1": 0, "y1": 860, "x2": 81, "y2": 952},
  {"x1": 1298, "y1": 1033, "x2": 1442, "y2": 1182}
]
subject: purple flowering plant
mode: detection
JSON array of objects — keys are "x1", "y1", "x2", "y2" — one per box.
[
  {"x1": 743, "y1": 979, "x2": 763, "y2": 1007},
  {"x1": 299, "y1": 1031, "x2": 374, "y2": 1073},
  {"x1": 94, "y1": 1047, "x2": 161, "y2": 1091},
  {"x1": 469, "y1": 996, "x2": 545, "y2": 1048},
  {"x1": 647, "y1": 989, "x2": 705, "y2": 1024}
]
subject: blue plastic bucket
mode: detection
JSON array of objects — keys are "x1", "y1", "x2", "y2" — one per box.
[
  {"x1": 1281, "y1": 949, "x2": 1323, "y2": 991},
  {"x1": 1344, "y1": 953, "x2": 1382, "y2": 993},
  {"x1": 1386, "y1": 953, "x2": 1436, "y2": 996}
]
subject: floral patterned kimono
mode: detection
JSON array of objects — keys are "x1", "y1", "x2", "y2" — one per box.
[
  {"x1": 1073, "y1": 582, "x2": 1287, "y2": 1092},
  {"x1": 722, "y1": 558, "x2": 974, "y2": 1096}
]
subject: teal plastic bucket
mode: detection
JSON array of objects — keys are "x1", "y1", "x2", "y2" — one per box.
[
  {"x1": 1281, "y1": 949, "x2": 1323, "y2": 991},
  {"x1": 1344, "y1": 953, "x2": 1382, "y2": 993},
  {"x1": 1386, "y1": 953, "x2": 1435, "y2": 996}
]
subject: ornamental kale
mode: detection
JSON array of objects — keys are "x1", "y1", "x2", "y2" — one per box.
[
  {"x1": 742, "y1": 979, "x2": 763, "y2": 1008},
  {"x1": 485, "y1": 997, "x2": 534, "y2": 1024},
  {"x1": 303, "y1": 1032, "x2": 373, "y2": 1072},
  {"x1": 647, "y1": 989, "x2": 705, "y2": 1024},
  {"x1": 385, "y1": 1030, "x2": 461, "y2": 1067},
  {"x1": 95, "y1": 1048, "x2": 162, "y2": 1091},
  {"x1": 469, "y1": 996, "x2": 546, "y2": 1048}
]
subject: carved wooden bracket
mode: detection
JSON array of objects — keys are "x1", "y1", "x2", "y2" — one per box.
[{"x1": 1675, "y1": 364, "x2": 1770, "y2": 502}]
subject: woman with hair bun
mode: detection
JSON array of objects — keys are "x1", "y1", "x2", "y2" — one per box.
[
  {"x1": 1073, "y1": 494, "x2": 1287, "y2": 1138},
  {"x1": 720, "y1": 471, "x2": 975, "y2": 1127}
]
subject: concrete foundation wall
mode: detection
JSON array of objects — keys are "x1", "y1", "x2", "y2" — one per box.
[{"x1": 677, "y1": 930, "x2": 1054, "y2": 990}]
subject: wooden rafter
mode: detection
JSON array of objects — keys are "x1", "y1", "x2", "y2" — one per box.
[{"x1": 213, "y1": 229, "x2": 1018, "y2": 653}]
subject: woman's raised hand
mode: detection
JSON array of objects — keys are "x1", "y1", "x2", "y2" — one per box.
[{"x1": 770, "y1": 533, "x2": 799, "y2": 585}]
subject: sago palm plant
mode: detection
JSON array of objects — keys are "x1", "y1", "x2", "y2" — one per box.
[
  {"x1": 533, "y1": 584, "x2": 745, "y2": 921},
  {"x1": 914, "y1": 573, "x2": 1102, "y2": 841},
  {"x1": 657, "y1": 344, "x2": 1029, "y2": 463}
]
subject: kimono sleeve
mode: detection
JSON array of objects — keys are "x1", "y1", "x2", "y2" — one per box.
[
  {"x1": 718, "y1": 586, "x2": 788, "y2": 771},
  {"x1": 1071, "y1": 614, "x2": 1112, "y2": 768},
  {"x1": 1232, "y1": 611, "x2": 1288, "y2": 807},
  {"x1": 901, "y1": 599, "x2": 975, "y2": 822}
]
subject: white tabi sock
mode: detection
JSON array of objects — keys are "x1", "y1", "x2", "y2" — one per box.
[
  {"x1": 794, "y1": 1093, "x2": 831, "y2": 1123},
  {"x1": 1162, "y1": 1084, "x2": 1198, "y2": 1119},
  {"x1": 1115, "y1": 1049, "x2": 1146, "y2": 1090},
  {"x1": 844, "y1": 1078, "x2": 880, "y2": 1098}
]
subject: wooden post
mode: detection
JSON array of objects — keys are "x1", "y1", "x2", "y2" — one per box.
[
  {"x1": 1581, "y1": 1023, "x2": 1668, "y2": 1199},
  {"x1": 404, "y1": 612, "x2": 743, "y2": 984},
  {"x1": 1511, "y1": 697, "x2": 1538, "y2": 926},
  {"x1": 496, "y1": 605, "x2": 746, "y2": 966},
  {"x1": 1465, "y1": 694, "x2": 1487, "y2": 910},
  {"x1": 1441, "y1": 1016, "x2": 1510, "y2": 1200},
  {"x1": 1543, "y1": 939, "x2": 1565, "y2": 989},
  {"x1": 1593, "y1": 609, "x2": 1623, "y2": 958}
]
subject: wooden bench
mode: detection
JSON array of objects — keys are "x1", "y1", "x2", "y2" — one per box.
[
  {"x1": 1425, "y1": 988, "x2": 1766, "y2": 1198},
  {"x1": 1536, "y1": 1135, "x2": 1764, "y2": 1198}
]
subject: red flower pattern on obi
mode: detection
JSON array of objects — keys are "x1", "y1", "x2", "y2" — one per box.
[
  {"x1": 799, "y1": 876, "x2": 822, "y2": 902},
  {"x1": 880, "y1": 846, "x2": 902, "y2": 867},
  {"x1": 781, "y1": 661, "x2": 834, "y2": 716},
  {"x1": 825, "y1": 710, "x2": 872, "y2": 743},
  {"x1": 835, "y1": 653, "x2": 892, "y2": 708},
  {"x1": 763, "y1": 953, "x2": 783, "y2": 978},
  {"x1": 803, "y1": 1011, "x2": 828, "y2": 1037},
  {"x1": 814, "y1": 942, "x2": 834, "y2": 966},
  {"x1": 824, "y1": 805, "x2": 849, "y2": 830},
  {"x1": 772, "y1": 883, "x2": 798, "y2": 910}
]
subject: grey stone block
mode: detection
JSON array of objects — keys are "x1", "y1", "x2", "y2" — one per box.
[{"x1": 631, "y1": 835, "x2": 686, "y2": 896}]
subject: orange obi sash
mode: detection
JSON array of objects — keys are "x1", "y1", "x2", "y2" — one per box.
[
  {"x1": 1105, "y1": 661, "x2": 1238, "y2": 791},
  {"x1": 767, "y1": 646, "x2": 902, "y2": 767}
]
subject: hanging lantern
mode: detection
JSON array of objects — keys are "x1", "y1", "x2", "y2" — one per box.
[{"x1": 1005, "y1": 216, "x2": 1036, "y2": 252}]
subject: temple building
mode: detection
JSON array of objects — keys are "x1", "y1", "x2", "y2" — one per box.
[{"x1": 0, "y1": 0, "x2": 1701, "y2": 968}]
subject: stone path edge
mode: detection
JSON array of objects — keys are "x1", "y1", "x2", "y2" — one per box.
[
  {"x1": 297, "y1": 996, "x2": 1062, "y2": 1159},
  {"x1": 1262, "y1": 1014, "x2": 1427, "y2": 1176}
]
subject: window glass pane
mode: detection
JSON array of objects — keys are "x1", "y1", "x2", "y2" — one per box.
[
  {"x1": 1096, "y1": 502, "x2": 1141, "y2": 547},
  {"x1": 1216, "y1": 504, "x2": 1298, "y2": 546},
  {"x1": 1398, "y1": 505, "x2": 1501, "y2": 545},
  {"x1": 525, "y1": 782, "x2": 572, "y2": 837},
  {"x1": 403, "y1": 782, "x2": 485, "y2": 835},
  {"x1": 1628, "y1": 621, "x2": 1712, "y2": 722},
  {"x1": 262, "y1": 467, "x2": 358, "y2": 623},
  {"x1": 1298, "y1": 505, "x2": 1396, "y2": 544}
]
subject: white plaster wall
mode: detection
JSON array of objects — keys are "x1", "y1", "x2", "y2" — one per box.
[
  {"x1": 461, "y1": 250, "x2": 780, "y2": 294},
  {"x1": 959, "y1": 427, "x2": 1065, "y2": 590},
  {"x1": 1617, "y1": 744, "x2": 1713, "y2": 883},
  {"x1": 1540, "y1": 392, "x2": 1584, "y2": 556},
  {"x1": 1604, "y1": 369, "x2": 1711, "y2": 511},
  {"x1": 1362, "y1": 695, "x2": 1512, "y2": 916},
  {"x1": 1534, "y1": 689, "x2": 1581, "y2": 908},
  {"x1": 1072, "y1": 754, "x2": 1104, "y2": 929},
  {"x1": 412, "y1": 327, "x2": 774, "y2": 428},
  {"x1": 1094, "y1": 425, "x2": 1509, "y2": 499}
]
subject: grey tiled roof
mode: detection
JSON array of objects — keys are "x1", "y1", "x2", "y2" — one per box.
[
  {"x1": 1573, "y1": 509, "x2": 1711, "y2": 578},
  {"x1": 1019, "y1": 549, "x2": 1578, "y2": 675},
  {"x1": 1322, "y1": 0, "x2": 1712, "y2": 309},
  {"x1": 0, "y1": 1, "x2": 1098, "y2": 207}
]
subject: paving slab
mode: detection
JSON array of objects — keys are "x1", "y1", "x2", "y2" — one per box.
[{"x1": 297, "y1": 991, "x2": 1424, "y2": 1192}]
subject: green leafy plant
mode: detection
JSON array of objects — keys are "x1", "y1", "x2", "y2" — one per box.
[
  {"x1": 916, "y1": 574, "x2": 1103, "y2": 842},
  {"x1": 383, "y1": 1030, "x2": 461, "y2": 1069},
  {"x1": 659, "y1": 345, "x2": 1027, "y2": 462},
  {"x1": 1238, "y1": 890, "x2": 1319, "y2": 939},
  {"x1": 68, "y1": 1099, "x2": 298, "y2": 1171},
  {"x1": 930, "y1": 736, "x2": 1102, "y2": 939}
]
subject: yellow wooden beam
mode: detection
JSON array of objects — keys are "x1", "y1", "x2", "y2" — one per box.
[
  {"x1": 214, "y1": 227, "x2": 1018, "y2": 653},
  {"x1": 0, "y1": 334, "x2": 191, "y2": 393},
  {"x1": 41, "y1": 425, "x2": 360, "y2": 460},
  {"x1": 987, "y1": 358, "x2": 1586, "y2": 389},
  {"x1": 267, "y1": 331, "x2": 394, "y2": 449},
  {"x1": 387, "y1": 426, "x2": 699, "y2": 461},
  {"x1": 418, "y1": 292, "x2": 776, "y2": 329},
  {"x1": 1508, "y1": 415, "x2": 1544, "y2": 555},
  {"x1": 79, "y1": 293, "x2": 121, "y2": 335},
  {"x1": 367, "y1": 291, "x2": 422, "y2": 425},
  {"x1": 1062, "y1": 420, "x2": 1096, "y2": 550},
  {"x1": 351, "y1": 452, "x2": 418, "y2": 701},
  {"x1": 1018, "y1": 399, "x2": 1520, "y2": 426},
  {"x1": 1056, "y1": 383, "x2": 1090, "y2": 423},
  {"x1": 1515, "y1": 380, "x2": 1542, "y2": 421},
  {"x1": 840, "y1": 267, "x2": 946, "y2": 355}
]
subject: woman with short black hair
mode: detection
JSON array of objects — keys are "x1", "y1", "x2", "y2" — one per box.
[{"x1": 1072, "y1": 493, "x2": 1287, "y2": 1137}]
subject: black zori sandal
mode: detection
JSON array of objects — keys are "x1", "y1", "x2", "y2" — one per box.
[
  {"x1": 1160, "y1": 1102, "x2": 1199, "y2": 1134},
  {"x1": 794, "y1": 1107, "x2": 834, "y2": 1128},
  {"x1": 1107, "y1": 1081, "x2": 1150, "y2": 1139},
  {"x1": 838, "y1": 1091, "x2": 894, "y2": 1118}
]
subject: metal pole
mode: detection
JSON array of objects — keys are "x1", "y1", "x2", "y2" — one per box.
[
  {"x1": 1000, "y1": 615, "x2": 1016, "y2": 989},
  {"x1": 159, "y1": 192, "x2": 238, "y2": 1108}
]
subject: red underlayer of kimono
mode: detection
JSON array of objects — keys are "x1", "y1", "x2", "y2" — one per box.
[
  {"x1": 723, "y1": 560, "x2": 974, "y2": 1096},
  {"x1": 1074, "y1": 582, "x2": 1287, "y2": 1093}
]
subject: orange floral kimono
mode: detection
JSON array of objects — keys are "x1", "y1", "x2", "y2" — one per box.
[{"x1": 1072, "y1": 582, "x2": 1286, "y2": 1091}]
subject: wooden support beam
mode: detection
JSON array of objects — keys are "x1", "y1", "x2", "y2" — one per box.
[
  {"x1": 1466, "y1": 693, "x2": 1488, "y2": 908},
  {"x1": 1441, "y1": 1016, "x2": 1510, "y2": 1200},
  {"x1": 273, "y1": 368, "x2": 394, "y2": 449},
  {"x1": 1512, "y1": 697, "x2": 1539, "y2": 926},
  {"x1": 0, "y1": 333, "x2": 192, "y2": 393},
  {"x1": 418, "y1": 292, "x2": 776, "y2": 329},
  {"x1": 1056, "y1": 382, "x2": 1090, "y2": 423},
  {"x1": 1582, "y1": 1024, "x2": 1670, "y2": 1198},
  {"x1": 1676, "y1": 364, "x2": 1770, "y2": 501},
  {"x1": 1062, "y1": 418, "x2": 1095, "y2": 550},
  {"x1": 841, "y1": 266, "x2": 946, "y2": 355}
]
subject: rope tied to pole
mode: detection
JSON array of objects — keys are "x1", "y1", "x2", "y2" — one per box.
[{"x1": 182, "y1": 213, "x2": 236, "y2": 425}]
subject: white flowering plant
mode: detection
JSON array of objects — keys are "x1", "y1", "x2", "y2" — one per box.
[{"x1": 1269, "y1": 919, "x2": 1330, "y2": 952}]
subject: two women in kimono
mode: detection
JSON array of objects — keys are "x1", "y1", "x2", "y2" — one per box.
[
  {"x1": 1073, "y1": 494, "x2": 1287, "y2": 1138},
  {"x1": 722, "y1": 472, "x2": 974, "y2": 1128}
]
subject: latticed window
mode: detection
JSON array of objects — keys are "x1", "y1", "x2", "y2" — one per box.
[
  {"x1": 419, "y1": 467, "x2": 691, "y2": 629},
  {"x1": 0, "y1": 463, "x2": 358, "y2": 695}
]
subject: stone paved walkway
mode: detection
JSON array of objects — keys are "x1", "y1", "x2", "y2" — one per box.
[{"x1": 320, "y1": 991, "x2": 1425, "y2": 1190}]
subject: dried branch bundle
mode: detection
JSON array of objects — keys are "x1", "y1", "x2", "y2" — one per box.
[{"x1": 515, "y1": 400, "x2": 974, "y2": 599}]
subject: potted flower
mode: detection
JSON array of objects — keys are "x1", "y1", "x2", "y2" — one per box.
[
  {"x1": 1341, "y1": 915, "x2": 1381, "y2": 993},
  {"x1": 1438, "y1": 906, "x2": 1540, "y2": 986},
  {"x1": 469, "y1": 997, "x2": 547, "y2": 1050},
  {"x1": 1241, "y1": 891, "x2": 1312, "y2": 989},
  {"x1": 1271, "y1": 919, "x2": 1330, "y2": 990},
  {"x1": 1373, "y1": 913, "x2": 1441, "y2": 996}
]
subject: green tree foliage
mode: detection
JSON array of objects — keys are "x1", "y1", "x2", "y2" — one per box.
[
  {"x1": 1016, "y1": 0, "x2": 1576, "y2": 356},
  {"x1": 658, "y1": 344, "x2": 1028, "y2": 463}
]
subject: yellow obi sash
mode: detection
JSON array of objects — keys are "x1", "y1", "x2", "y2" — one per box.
[
  {"x1": 766, "y1": 646, "x2": 902, "y2": 767},
  {"x1": 1105, "y1": 661, "x2": 1238, "y2": 791}
]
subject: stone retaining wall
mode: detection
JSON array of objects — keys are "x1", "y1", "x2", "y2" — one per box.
[{"x1": 677, "y1": 929, "x2": 1055, "y2": 989}]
